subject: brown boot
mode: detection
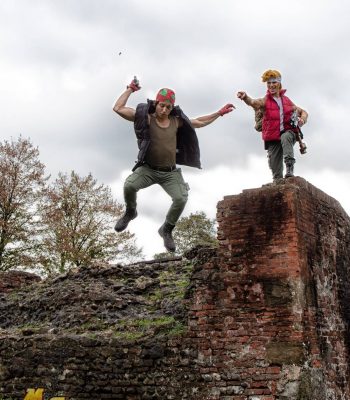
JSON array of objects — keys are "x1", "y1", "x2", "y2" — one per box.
[
  {"x1": 285, "y1": 159, "x2": 295, "y2": 178},
  {"x1": 158, "y1": 222, "x2": 176, "y2": 252},
  {"x1": 114, "y1": 208, "x2": 137, "y2": 232}
]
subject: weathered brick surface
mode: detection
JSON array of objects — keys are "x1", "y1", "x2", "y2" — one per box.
[
  {"x1": 0, "y1": 177, "x2": 349, "y2": 399},
  {"x1": 212, "y1": 177, "x2": 350, "y2": 399}
]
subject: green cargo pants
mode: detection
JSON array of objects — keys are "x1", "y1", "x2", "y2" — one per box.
[
  {"x1": 267, "y1": 130, "x2": 296, "y2": 180},
  {"x1": 123, "y1": 165, "x2": 189, "y2": 226}
]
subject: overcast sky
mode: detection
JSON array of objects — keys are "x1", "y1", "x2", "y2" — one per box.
[{"x1": 1, "y1": 0, "x2": 350, "y2": 258}]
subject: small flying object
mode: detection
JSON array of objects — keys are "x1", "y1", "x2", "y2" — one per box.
[{"x1": 118, "y1": 52, "x2": 122, "y2": 56}]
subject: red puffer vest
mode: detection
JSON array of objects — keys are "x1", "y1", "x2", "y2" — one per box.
[{"x1": 262, "y1": 89, "x2": 296, "y2": 142}]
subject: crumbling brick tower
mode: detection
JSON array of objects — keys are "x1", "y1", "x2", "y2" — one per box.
[{"x1": 188, "y1": 177, "x2": 350, "y2": 399}]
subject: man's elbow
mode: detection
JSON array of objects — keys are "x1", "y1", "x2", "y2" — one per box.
[
  {"x1": 113, "y1": 106, "x2": 126, "y2": 118},
  {"x1": 113, "y1": 104, "x2": 121, "y2": 113}
]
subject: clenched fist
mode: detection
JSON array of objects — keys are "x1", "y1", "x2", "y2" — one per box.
[
  {"x1": 237, "y1": 91, "x2": 246, "y2": 100},
  {"x1": 127, "y1": 76, "x2": 141, "y2": 92}
]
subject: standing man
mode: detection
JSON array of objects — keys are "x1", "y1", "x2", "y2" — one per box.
[
  {"x1": 237, "y1": 69, "x2": 308, "y2": 181},
  {"x1": 113, "y1": 77, "x2": 234, "y2": 252}
]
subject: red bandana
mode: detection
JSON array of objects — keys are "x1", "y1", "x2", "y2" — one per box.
[{"x1": 156, "y1": 88, "x2": 175, "y2": 105}]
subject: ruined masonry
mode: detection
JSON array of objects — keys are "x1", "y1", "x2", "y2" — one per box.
[{"x1": 0, "y1": 177, "x2": 349, "y2": 399}]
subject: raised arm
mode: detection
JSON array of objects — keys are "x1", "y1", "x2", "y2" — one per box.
[
  {"x1": 237, "y1": 91, "x2": 265, "y2": 110},
  {"x1": 112, "y1": 77, "x2": 141, "y2": 122},
  {"x1": 190, "y1": 103, "x2": 235, "y2": 129}
]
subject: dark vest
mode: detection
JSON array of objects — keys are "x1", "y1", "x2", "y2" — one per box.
[{"x1": 132, "y1": 100, "x2": 201, "y2": 171}]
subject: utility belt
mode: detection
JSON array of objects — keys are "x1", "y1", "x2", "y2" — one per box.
[{"x1": 145, "y1": 163, "x2": 177, "y2": 172}]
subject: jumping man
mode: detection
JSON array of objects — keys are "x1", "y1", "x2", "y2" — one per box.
[{"x1": 113, "y1": 77, "x2": 234, "y2": 252}]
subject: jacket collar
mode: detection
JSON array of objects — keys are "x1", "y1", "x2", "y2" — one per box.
[{"x1": 266, "y1": 88, "x2": 287, "y2": 99}]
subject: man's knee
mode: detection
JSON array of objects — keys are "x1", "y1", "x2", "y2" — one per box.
[
  {"x1": 173, "y1": 193, "x2": 188, "y2": 208},
  {"x1": 124, "y1": 180, "x2": 134, "y2": 191},
  {"x1": 281, "y1": 131, "x2": 295, "y2": 145},
  {"x1": 124, "y1": 178, "x2": 138, "y2": 196}
]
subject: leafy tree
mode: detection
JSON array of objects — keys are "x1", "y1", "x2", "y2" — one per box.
[
  {"x1": 153, "y1": 211, "x2": 218, "y2": 258},
  {"x1": 38, "y1": 171, "x2": 143, "y2": 274},
  {"x1": 0, "y1": 137, "x2": 47, "y2": 271},
  {"x1": 173, "y1": 211, "x2": 218, "y2": 255}
]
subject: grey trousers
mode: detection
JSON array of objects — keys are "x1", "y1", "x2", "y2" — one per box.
[
  {"x1": 123, "y1": 165, "x2": 189, "y2": 226},
  {"x1": 267, "y1": 130, "x2": 296, "y2": 180}
]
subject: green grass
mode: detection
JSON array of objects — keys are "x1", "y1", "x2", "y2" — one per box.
[
  {"x1": 147, "y1": 264, "x2": 193, "y2": 305},
  {"x1": 148, "y1": 288, "x2": 163, "y2": 302},
  {"x1": 167, "y1": 321, "x2": 186, "y2": 336},
  {"x1": 134, "y1": 316, "x2": 175, "y2": 328},
  {"x1": 113, "y1": 331, "x2": 144, "y2": 340},
  {"x1": 75, "y1": 319, "x2": 106, "y2": 332}
]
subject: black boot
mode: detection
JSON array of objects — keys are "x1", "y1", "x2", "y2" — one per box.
[
  {"x1": 285, "y1": 159, "x2": 295, "y2": 178},
  {"x1": 114, "y1": 208, "x2": 137, "y2": 232},
  {"x1": 158, "y1": 222, "x2": 176, "y2": 252}
]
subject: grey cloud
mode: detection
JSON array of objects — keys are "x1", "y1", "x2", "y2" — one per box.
[{"x1": 1, "y1": 0, "x2": 350, "y2": 185}]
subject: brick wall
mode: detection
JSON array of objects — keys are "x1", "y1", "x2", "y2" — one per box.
[
  {"x1": 0, "y1": 177, "x2": 349, "y2": 399},
  {"x1": 209, "y1": 177, "x2": 350, "y2": 399}
]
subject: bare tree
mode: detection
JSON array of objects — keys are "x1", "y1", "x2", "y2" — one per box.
[
  {"x1": 38, "y1": 171, "x2": 143, "y2": 274},
  {"x1": 0, "y1": 137, "x2": 47, "y2": 271}
]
